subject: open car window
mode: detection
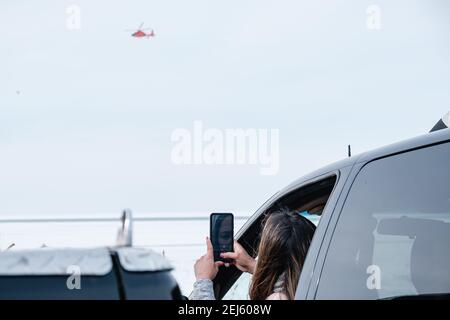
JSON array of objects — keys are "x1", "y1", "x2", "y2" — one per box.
[
  {"x1": 222, "y1": 271, "x2": 251, "y2": 300},
  {"x1": 215, "y1": 174, "x2": 337, "y2": 299}
]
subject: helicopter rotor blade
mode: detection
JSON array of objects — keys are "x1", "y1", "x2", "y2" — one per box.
[{"x1": 138, "y1": 22, "x2": 144, "y2": 30}]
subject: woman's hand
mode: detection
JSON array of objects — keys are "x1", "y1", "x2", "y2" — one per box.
[
  {"x1": 194, "y1": 237, "x2": 224, "y2": 281},
  {"x1": 220, "y1": 241, "x2": 256, "y2": 274}
]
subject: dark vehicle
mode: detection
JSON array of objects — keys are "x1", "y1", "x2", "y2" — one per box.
[
  {"x1": 0, "y1": 211, "x2": 182, "y2": 300},
  {"x1": 214, "y1": 116, "x2": 450, "y2": 300}
]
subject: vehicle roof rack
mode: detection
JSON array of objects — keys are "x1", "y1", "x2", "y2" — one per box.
[{"x1": 116, "y1": 209, "x2": 133, "y2": 247}]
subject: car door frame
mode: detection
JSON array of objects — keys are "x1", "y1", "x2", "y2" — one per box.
[
  {"x1": 295, "y1": 164, "x2": 355, "y2": 299},
  {"x1": 301, "y1": 160, "x2": 366, "y2": 299}
]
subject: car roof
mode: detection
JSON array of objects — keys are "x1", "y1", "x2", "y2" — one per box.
[
  {"x1": 357, "y1": 127, "x2": 450, "y2": 163},
  {"x1": 115, "y1": 247, "x2": 172, "y2": 272},
  {"x1": 284, "y1": 128, "x2": 450, "y2": 191},
  {"x1": 0, "y1": 246, "x2": 172, "y2": 276},
  {"x1": 0, "y1": 247, "x2": 112, "y2": 276}
]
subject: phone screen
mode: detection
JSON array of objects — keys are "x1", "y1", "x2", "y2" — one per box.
[{"x1": 210, "y1": 213, "x2": 234, "y2": 261}]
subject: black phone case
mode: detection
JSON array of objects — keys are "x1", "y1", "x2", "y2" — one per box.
[{"x1": 210, "y1": 213, "x2": 234, "y2": 262}]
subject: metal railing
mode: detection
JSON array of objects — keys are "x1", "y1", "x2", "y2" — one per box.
[{"x1": 0, "y1": 210, "x2": 250, "y2": 248}]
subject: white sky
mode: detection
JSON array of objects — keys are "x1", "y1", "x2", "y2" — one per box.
[{"x1": 1, "y1": 0, "x2": 450, "y2": 216}]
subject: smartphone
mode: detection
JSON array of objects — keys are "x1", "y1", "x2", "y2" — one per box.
[{"x1": 210, "y1": 213, "x2": 234, "y2": 262}]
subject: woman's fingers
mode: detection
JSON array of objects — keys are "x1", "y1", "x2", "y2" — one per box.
[
  {"x1": 206, "y1": 236, "x2": 214, "y2": 257},
  {"x1": 220, "y1": 252, "x2": 238, "y2": 260}
]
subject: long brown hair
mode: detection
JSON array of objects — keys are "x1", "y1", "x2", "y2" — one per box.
[{"x1": 249, "y1": 209, "x2": 316, "y2": 300}]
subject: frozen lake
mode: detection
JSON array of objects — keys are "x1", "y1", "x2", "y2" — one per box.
[{"x1": 0, "y1": 213, "x2": 250, "y2": 295}]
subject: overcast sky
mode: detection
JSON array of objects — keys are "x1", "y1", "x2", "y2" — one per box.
[{"x1": 1, "y1": 0, "x2": 449, "y2": 217}]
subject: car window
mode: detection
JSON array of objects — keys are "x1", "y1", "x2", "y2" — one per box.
[
  {"x1": 316, "y1": 142, "x2": 450, "y2": 299},
  {"x1": 0, "y1": 273, "x2": 120, "y2": 299},
  {"x1": 222, "y1": 272, "x2": 251, "y2": 300},
  {"x1": 218, "y1": 174, "x2": 337, "y2": 299}
]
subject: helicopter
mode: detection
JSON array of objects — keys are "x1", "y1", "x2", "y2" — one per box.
[{"x1": 126, "y1": 22, "x2": 155, "y2": 38}]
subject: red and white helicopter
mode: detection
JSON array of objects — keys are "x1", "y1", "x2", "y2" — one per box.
[{"x1": 126, "y1": 23, "x2": 155, "y2": 38}]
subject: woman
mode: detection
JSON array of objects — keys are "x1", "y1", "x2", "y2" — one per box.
[{"x1": 191, "y1": 209, "x2": 316, "y2": 300}]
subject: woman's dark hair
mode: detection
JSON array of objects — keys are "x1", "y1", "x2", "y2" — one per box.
[{"x1": 249, "y1": 208, "x2": 316, "y2": 300}]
